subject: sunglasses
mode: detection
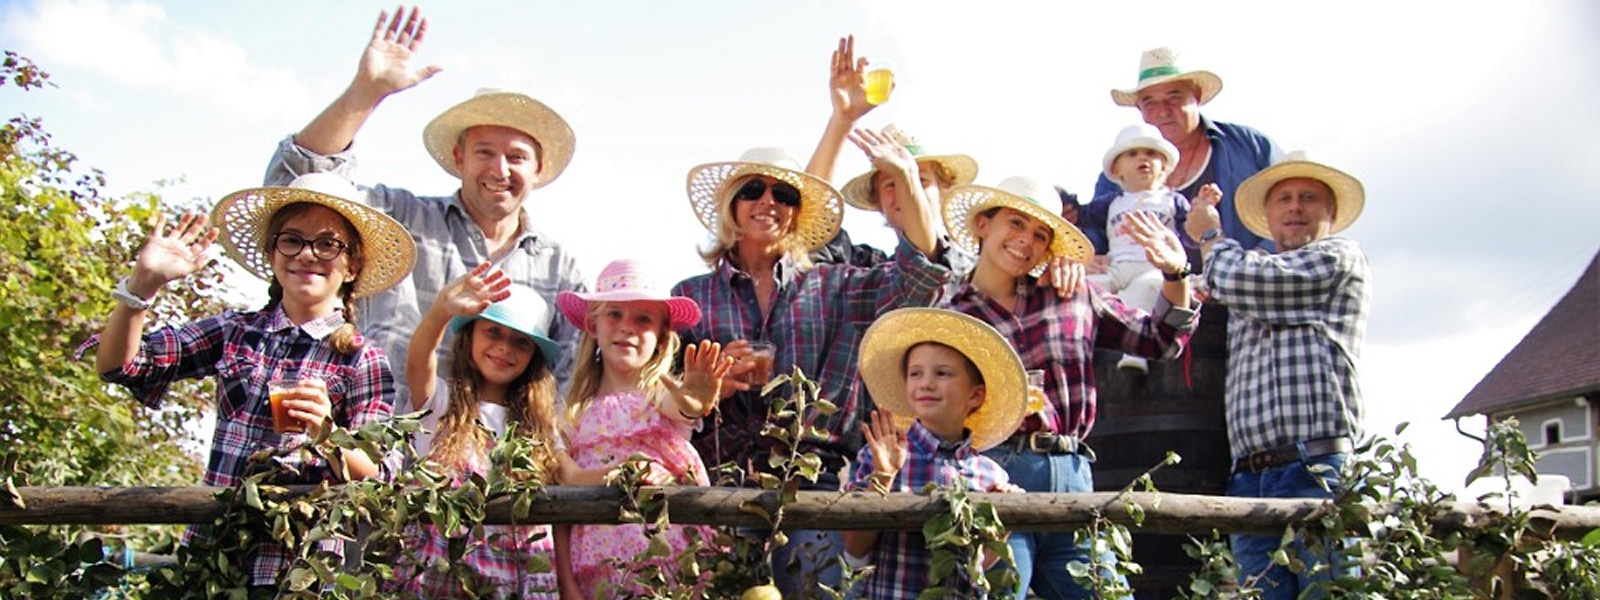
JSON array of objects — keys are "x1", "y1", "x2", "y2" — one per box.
[
  {"x1": 733, "y1": 178, "x2": 802, "y2": 208},
  {"x1": 272, "y1": 232, "x2": 348, "y2": 262}
]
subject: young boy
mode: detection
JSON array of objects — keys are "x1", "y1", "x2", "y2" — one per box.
[
  {"x1": 1081, "y1": 123, "x2": 1216, "y2": 372},
  {"x1": 844, "y1": 308, "x2": 1028, "y2": 600}
]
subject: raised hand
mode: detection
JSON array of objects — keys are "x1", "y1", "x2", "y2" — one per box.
[
  {"x1": 131, "y1": 212, "x2": 217, "y2": 295},
  {"x1": 662, "y1": 340, "x2": 736, "y2": 418},
  {"x1": 1184, "y1": 183, "x2": 1224, "y2": 242},
  {"x1": 861, "y1": 409, "x2": 908, "y2": 479},
  {"x1": 1121, "y1": 211, "x2": 1187, "y2": 275},
  {"x1": 435, "y1": 263, "x2": 511, "y2": 318},
  {"x1": 828, "y1": 35, "x2": 877, "y2": 121},
  {"x1": 354, "y1": 6, "x2": 443, "y2": 101},
  {"x1": 848, "y1": 127, "x2": 917, "y2": 180}
]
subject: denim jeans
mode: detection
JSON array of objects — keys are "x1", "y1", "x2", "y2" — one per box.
[
  {"x1": 1228, "y1": 451, "x2": 1354, "y2": 600},
  {"x1": 982, "y1": 447, "x2": 1127, "y2": 600}
]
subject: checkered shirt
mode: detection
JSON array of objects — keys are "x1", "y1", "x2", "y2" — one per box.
[
  {"x1": 846, "y1": 421, "x2": 1009, "y2": 599},
  {"x1": 1203, "y1": 237, "x2": 1369, "y2": 459},
  {"x1": 947, "y1": 277, "x2": 1198, "y2": 439}
]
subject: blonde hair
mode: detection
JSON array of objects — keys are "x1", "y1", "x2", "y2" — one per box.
[
  {"x1": 697, "y1": 174, "x2": 813, "y2": 271},
  {"x1": 563, "y1": 301, "x2": 683, "y2": 435},
  {"x1": 429, "y1": 321, "x2": 562, "y2": 482},
  {"x1": 262, "y1": 203, "x2": 364, "y2": 355}
]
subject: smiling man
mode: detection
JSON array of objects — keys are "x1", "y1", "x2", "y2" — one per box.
[
  {"x1": 1186, "y1": 152, "x2": 1370, "y2": 599},
  {"x1": 263, "y1": 7, "x2": 586, "y2": 394}
]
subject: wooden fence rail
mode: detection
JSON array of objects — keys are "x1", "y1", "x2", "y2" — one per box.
[{"x1": 6, "y1": 486, "x2": 1600, "y2": 540}]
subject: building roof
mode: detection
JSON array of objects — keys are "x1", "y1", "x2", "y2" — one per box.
[{"x1": 1447, "y1": 250, "x2": 1600, "y2": 419}]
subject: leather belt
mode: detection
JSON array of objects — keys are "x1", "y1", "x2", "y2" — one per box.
[
  {"x1": 1004, "y1": 431, "x2": 1093, "y2": 459},
  {"x1": 1234, "y1": 437, "x2": 1352, "y2": 474}
]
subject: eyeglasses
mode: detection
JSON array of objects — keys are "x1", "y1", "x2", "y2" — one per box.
[
  {"x1": 272, "y1": 232, "x2": 348, "y2": 261},
  {"x1": 733, "y1": 178, "x2": 802, "y2": 208}
]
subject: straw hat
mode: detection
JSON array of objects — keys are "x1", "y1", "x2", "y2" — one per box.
[
  {"x1": 449, "y1": 284, "x2": 562, "y2": 364},
  {"x1": 839, "y1": 124, "x2": 978, "y2": 211},
  {"x1": 1233, "y1": 151, "x2": 1366, "y2": 240},
  {"x1": 685, "y1": 147, "x2": 844, "y2": 252},
  {"x1": 421, "y1": 88, "x2": 576, "y2": 188},
  {"x1": 1102, "y1": 123, "x2": 1180, "y2": 185},
  {"x1": 942, "y1": 176, "x2": 1095, "y2": 269},
  {"x1": 557, "y1": 259, "x2": 702, "y2": 331},
  {"x1": 1110, "y1": 47, "x2": 1223, "y2": 107},
  {"x1": 858, "y1": 308, "x2": 1028, "y2": 452},
  {"x1": 211, "y1": 173, "x2": 416, "y2": 299}
]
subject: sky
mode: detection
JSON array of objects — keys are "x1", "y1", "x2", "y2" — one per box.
[{"x1": 5, "y1": 0, "x2": 1600, "y2": 494}]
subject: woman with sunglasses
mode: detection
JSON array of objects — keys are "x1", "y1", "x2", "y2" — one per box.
[{"x1": 671, "y1": 136, "x2": 950, "y2": 597}]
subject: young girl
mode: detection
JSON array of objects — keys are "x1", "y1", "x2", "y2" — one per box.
[
  {"x1": 88, "y1": 172, "x2": 415, "y2": 589},
  {"x1": 400, "y1": 263, "x2": 566, "y2": 598},
  {"x1": 553, "y1": 258, "x2": 732, "y2": 599}
]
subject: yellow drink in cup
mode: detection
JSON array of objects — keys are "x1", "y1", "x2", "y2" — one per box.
[
  {"x1": 865, "y1": 66, "x2": 894, "y2": 106},
  {"x1": 1025, "y1": 369, "x2": 1047, "y2": 414}
]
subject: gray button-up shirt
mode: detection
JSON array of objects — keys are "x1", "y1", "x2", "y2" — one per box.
[{"x1": 265, "y1": 136, "x2": 587, "y2": 397}]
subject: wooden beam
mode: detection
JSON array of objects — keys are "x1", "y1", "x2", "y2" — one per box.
[{"x1": 5, "y1": 487, "x2": 1598, "y2": 540}]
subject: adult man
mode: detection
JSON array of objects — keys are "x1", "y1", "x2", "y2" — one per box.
[
  {"x1": 1096, "y1": 47, "x2": 1283, "y2": 250},
  {"x1": 264, "y1": 7, "x2": 585, "y2": 392},
  {"x1": 1185, "y1": 152, "x2": 1369, "y2": 599}
]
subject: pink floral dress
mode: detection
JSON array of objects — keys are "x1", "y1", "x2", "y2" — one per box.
[{"x1": 568, "y1": 390, "x2": 713, "y2": 597}]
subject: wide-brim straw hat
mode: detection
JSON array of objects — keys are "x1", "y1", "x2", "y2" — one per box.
[
  {"x1": 839, "y1": 124, "x2": 978, "y2": 211},
  {"x1": 422, "y1": 88, "x2": 576, "y2": 188},
  {"x1": 1102, "y1": 123, "x2": 1180, "y2": 185},
  {"x1": 686, "y1": 147, "x2": 844, "y2": 252},
  {"x1": 449, "y1": 284, "x2": 562, "y2": 365},
  {"x1": 1110, "y1": 47, "x2": 1223, "y2": 107},
  {"x1": 557, "y1": 258, "x2": 702, "y2": 332},
  {"x1": 942, "y1": 175, "x2": 1095, "y2": 270},
  {"x1": 1233, "y1": 151, "x2": 1366, "y2": 240},
  {"x1": 211, "y1": 173, "x2": 416, "y2": 299},
  {"x1": 859, "y1": 308, "x2": 1028, "y2": 452}
]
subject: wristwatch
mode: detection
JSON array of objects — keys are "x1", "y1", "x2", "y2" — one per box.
[
  {"x1": 1199, "y1": 228, "x2": 1224, "y2": 244},
  {"x1": 1162, "y1": 263, "x2": 1191, "y2": 282},
  {"x1": 112, "y1": 277, "x2": 156, "y2": 310}
]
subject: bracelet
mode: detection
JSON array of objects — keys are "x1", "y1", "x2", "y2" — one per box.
[
  {"x1": 112, "y1": 277, "x2": 156, "y2": 311},
  {"x1": 868, "y1": 471, "x2": 895, "y2": 495},
  {"x1": 1198, "y1": 228, "x2": 1224, "y2": 244},
  {"x1": 1162, "y1": 263, "x2": 1190, "y2": 281}
]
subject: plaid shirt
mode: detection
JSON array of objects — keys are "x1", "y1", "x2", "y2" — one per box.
[
  {"x1": 267, "y1": 137, "x2": 588, "y2": 393},
  {"x1": 1203, "y1": 237, "x2": 1369, "y2": 459},
  {"x1": 947, "y1": 277, "x2": 1197, "y2": 440},
  {"x1": 846, "y1": 422, "x2": 1009, "y2": 599},
  {"x1": 393, "y1": 523, "x2": 557, "y2": 599},
  {"x1": 90, "y1": 307, "x2": 400, "y2": 585},
  {"x1": 671, "y1": 238, "x2": 951, "y2": 478}
]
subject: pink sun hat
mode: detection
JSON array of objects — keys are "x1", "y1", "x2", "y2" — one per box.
[{"x1": 557, "y1": 259, "x2": 703, "y2": 332}]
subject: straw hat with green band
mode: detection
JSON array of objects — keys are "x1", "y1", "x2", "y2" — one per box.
[
  {"x1": 839, "y1": 124, "x2": 978, "y2": 211},
  {"x1": 1233, "y1": 151, "x2": 1366, "y2": 240},
  {"x1": 685, "y1": 147, "x2": 844, "y2": 252},
  {"x1": 942, "y1": 175, "x2": 1095, "y2": 271},
  {"x1": 422, "y1": 88, "x2": 576, "y2": 188},
  {"x1": 858, "y1": 308, "x2": 1028, "y2": 452},
  {"x1": 1110, "y1": 47, "x2": 1224, "y2": 107},
  {"x1": 212, "y1": 173, "x2": 416, "y2": 299}
]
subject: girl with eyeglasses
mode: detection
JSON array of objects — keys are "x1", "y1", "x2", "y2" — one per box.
[{"x1": 84, "y1": 173, "x2": 415, "y2": 592}]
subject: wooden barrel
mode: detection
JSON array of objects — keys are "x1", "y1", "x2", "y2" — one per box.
[{"x1": 1088, "y1": 301, "x2": 1235, "y2": 599}]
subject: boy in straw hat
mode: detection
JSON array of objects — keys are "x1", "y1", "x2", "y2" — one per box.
[
  {"x1": 1082, "y1": 123, "x2": 1220, "y2": 373},
  {"x1": 1184, "y1": 152, "x2": 1369, "y2": 599},
  {"x1": 1095, "y1": 46, "x2": 1283, "y2": 251},
  {"x1": 265, "y1": 6, "x2": 587, "y2": 397},
  {"x1": 673, "y1": 139, "x2": 953, "y2": 596},
  {"x1": 844, "y1": 308, "x2": 1027, "y2": 599},
  {"x1": 83, "y1": 173, "x2": 416, "y2": 590},
  {"x1": 942, "y1": 175, "x2": 1198, "y2": 599}
]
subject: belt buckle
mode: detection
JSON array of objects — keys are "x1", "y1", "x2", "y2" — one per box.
[
  {"x1": 1027, "y1": 432, "x2": 1053, "y2": 454},
  {"x1": 1246, "y1": 450, "x2": 1274, "y2": 473}
]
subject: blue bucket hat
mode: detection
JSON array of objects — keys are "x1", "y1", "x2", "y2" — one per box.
[{"x1": 448, "y1": 284, "x2": 562, "y2": 365}]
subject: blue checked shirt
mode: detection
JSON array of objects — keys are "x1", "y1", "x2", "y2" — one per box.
[
  {"x1": 266, "y1": 137, "x2": 588, "y2": 393},
  {"x1": 86, "y1": 307, "x2": 400, "y2": 586},
  {"x1": 846, "y1": 421, "x2": 1010, "y2": 599},
  {"x1": 1202, "y1": 237, "x2": 1369, "y2": 460},
  {"x1": 672, "y1": 238, "x2": 951, "y2": 479},
  {"x1": 948, "y1": 278, "x2": 1198, "y2": 440}
]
